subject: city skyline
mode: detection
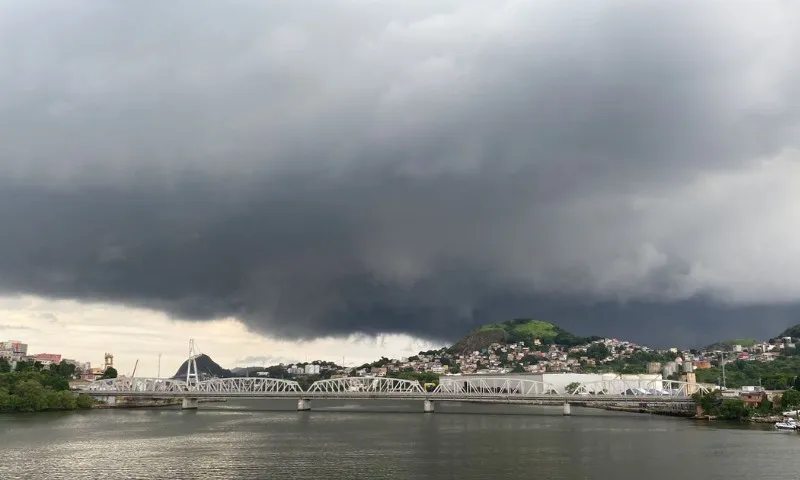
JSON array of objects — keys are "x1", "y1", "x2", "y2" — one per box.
[{"x1": 4, "y1": 294, "x2": 799, "y2": 379}]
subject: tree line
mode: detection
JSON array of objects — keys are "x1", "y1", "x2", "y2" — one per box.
[
  {"x1": 693, "y1": 387, "x2": 800, "y2": 421},
  {"x1": 694, "y1": 355, "x2": 800, "y2": 390},
  {"x1": 0, "y1": 359, "x2": 96, "y2": 413}
]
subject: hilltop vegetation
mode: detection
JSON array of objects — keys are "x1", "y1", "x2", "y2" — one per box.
[
  {"x1": 694, "y1": 353, "x2": 800, "y2": 390},
  {"x1": 450, "y1": 319, "x2": 590, "y2": 354},
  {"x1": 778, "y1": 324, "x2": 800, "y2": 339},
  {"x1": 477, "y1": 320, "x2": 560, "y2": 340},
  {"x1": 701, "y1": 323, "x2": 800, "y2": 352}
]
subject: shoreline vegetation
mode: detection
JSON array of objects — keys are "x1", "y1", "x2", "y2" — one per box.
[
  {"x1": 692, "y1": 388, "x2": 800, "y2": 423},
  {"x1": 0, "y1": 359, "x2": 96, "y2": 413}
]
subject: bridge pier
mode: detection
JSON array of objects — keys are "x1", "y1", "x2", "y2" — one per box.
[
  {"x1": 182, "y1": 398, "x2": 199, "y2": 410},
  {"x1": 297, "y1": 399, "x2": 311, "y2": 411},
  {"x1": 423, "y1": 399, "x2": 434, "y2": 413},
  {"x1": 563, "y1": 402, "x2": 571, "y2": 416}
]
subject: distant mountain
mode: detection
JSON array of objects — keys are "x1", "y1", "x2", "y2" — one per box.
[
  {"x1": 173, "y1": 353, "x2": 233, "y2": 379},
  {"x1": 449, "y1": 319, "x2": 590, "y2": 355}
]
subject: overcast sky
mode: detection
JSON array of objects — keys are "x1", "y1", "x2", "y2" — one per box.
[{"x1": 1, "y1": 0, "x2": 799, "y2": 376}]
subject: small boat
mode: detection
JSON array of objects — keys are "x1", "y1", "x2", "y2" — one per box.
[{"x1": 774, "y1": 418, "x2": 798, "y2": 430}]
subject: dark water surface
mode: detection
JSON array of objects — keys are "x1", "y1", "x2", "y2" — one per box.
[{"x1": 1, "y1": 400, "x2": 798, "y2": 479}]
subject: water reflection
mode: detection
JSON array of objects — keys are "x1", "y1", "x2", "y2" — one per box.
[{"x1": 1, "y1": 402, "x2": 799, "y2": 480}]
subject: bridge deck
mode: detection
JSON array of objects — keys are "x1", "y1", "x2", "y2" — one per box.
[
  {"x1": 81, "y1": 376, "x2": 706, "y2": 407},
  {"x1": 83, "y1": 391, "x2": 694, "y2": 404}
]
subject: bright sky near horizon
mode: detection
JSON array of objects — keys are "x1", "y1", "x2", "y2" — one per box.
[{"x1": 0, "y1": 295, "x2": 441, "y2": 377}]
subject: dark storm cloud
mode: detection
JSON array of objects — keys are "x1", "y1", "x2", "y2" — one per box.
[{"x1": 1, "y1": 0, "x2": 799, "y2": 346}]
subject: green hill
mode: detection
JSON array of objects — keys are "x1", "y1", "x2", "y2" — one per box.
[
  {"x1": 450, "y1": 319, "x2": 588, "y2": 354},
  {"x1": 778, "y1": 324, "x2": 800, "y2": 339},
  {"x1": 702, "y1": 323, "x2": 800, "y2": 351}
]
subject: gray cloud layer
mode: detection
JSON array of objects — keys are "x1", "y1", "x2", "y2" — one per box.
[{"x1": 1, "y1": 0, "x2": 799, "y2": 346}]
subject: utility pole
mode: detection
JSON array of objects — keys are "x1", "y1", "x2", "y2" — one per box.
[
  {"x1": 158, "y1": 353, "x2": 162, "y2": 378},
  {"x1": 720, "y1": 352, "x2": 726, "y2": 389}
]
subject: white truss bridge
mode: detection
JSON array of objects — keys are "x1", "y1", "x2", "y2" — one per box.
[{"x1": 82, "y1": 376, "x2": 709, "y2": 412}]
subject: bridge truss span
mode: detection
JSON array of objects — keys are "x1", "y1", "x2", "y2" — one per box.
[
  {"x1": 197, "y1": 377, "x2": 302, "y2": 393},
  {"x1": 567, "y1": 379, "x2": 712, "y2": 397},
  {"x1": 435, "y1": 377, "x2": 557, "y2": 396},
  {"x1": 307, "y1": 377, "x2": 425, "y2": 394},
  {"x1": 85, "y1": 377, "x2": 189, "y2": 393}
]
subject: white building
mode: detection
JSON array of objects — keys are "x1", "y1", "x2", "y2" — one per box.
[
  {"x1": 304, "y1": 364, "x2": 320, "y2": 375},
  {"x1": 439, "y1": 373, "x2": 664, "y2": 394}
]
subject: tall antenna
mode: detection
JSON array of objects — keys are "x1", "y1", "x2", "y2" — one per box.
[
  {"x1": 158, "y1": 353, "x2": 162, "y2": 378},
  {"x1": 186, "y1": 339, "x2": 199, "y2": 387}
]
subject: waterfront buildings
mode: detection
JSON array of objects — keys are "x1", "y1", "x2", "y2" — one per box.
[{"x1": 0, "y1": 339, "x2": 100, "y2": 380}]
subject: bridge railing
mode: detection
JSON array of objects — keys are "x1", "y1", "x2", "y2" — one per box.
[
  {"x1": 82, "y1": 375, "x2": 706, "y2": 399},
  {"x1": 566, "y1": 379, "x2": 713, "y2": 397},
  {"x1": 434, "y1": 377, "x2": 558, "y2": 395},
  {"x1": 196, "y1": 377, "x2": 302, "y2": 393},
  {"x1": 83, "y1": 377, "x2": 190, "y2": 393},
  {"x1": 306, "y1": 377, "x2": 425, "y2": 393}
]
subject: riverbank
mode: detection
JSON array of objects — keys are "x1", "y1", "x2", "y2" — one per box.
[
  {"x1": 600, "y1": 405, "x2": 695, "y2": 417},
  {"x1": 692, "y1": 414, "x2": 791, "y2": 423},
  {"x1": 1, "y1": 369, "x2": 95, "y2": 413},
  {"x1": 749, "y1": 415, "x2": 786, "y2": 424}
]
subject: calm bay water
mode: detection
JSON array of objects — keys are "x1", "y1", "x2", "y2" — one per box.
[{"x1": 1, "y1": 400, "x2": 799, "y2": 479}]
